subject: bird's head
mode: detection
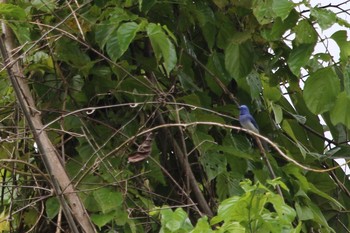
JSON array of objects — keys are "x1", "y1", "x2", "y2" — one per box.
[{"x1": 239, "y1": 105, "x2": 250, "y2": 115}]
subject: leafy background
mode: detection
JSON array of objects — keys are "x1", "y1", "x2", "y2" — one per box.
[{"x1": 1, "y1": 0, "x2": 350, "y2": 232}]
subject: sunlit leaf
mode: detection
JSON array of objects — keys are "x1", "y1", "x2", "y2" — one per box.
[
  {"x1": 271, "y1": 103, "x2": 283, "y2": 124},
  {"x1": 272, "y1": 0, "x2": 295, "y2": 20},
  {"x1": 0, "y1": 3, "x2": 26, "y2": 20},
  {"x1": 160, "y1": 208, "x2": 193, "y2": 232},
  {"x1": 190, "y1": 216, "x2": 213, "y2": 233},
  {"x1": 252, "y1": 0, "x2": 274, "y2": 25},
  {"x1": 91, "y1": 211, "x2": 115, "y2": 230}
]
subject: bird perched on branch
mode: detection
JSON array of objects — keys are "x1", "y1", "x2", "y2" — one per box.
[
  {"x1": 239, "y1": 105, "x2": 259, "y2": 134},
  {"x1": 238, "y1": 105, "x2": 282, "y2": 197}
]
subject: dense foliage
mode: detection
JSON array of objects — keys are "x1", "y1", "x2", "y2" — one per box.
[{"x1": 1, "y1": 0, "x2": 350, "y2": 232}]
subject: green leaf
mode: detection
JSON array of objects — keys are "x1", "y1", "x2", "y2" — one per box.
[
  {"x1": 0, "y1": 3, "x2": 26, "y2": 20},
  {"x1": 8, "y1": 23, "x2": 31, "y2": 46},
  {"x1": 45, "y1": 197, "x2": 60, "y2": 219},
  {"x1": 272, "y1": 0, "x2": 295, "y2": 20},
  {"x1": 95, "y1": 22, "x2": 118, "y2": 50},
  {"x1": 295, "y1": 202, "x2": 313, "y2": 220},
  {"x1": 147, "y1": 23, "x2": 177, "y2": 74},
  {"x1": 193, "y1": 2, "x2": 216, "y2": 49},
  {"x1": 205, "y1": 52, "x2": 231, "y2": 95},
  {"x1": 262, "y1": 9, "x2": 298, "y2": 41},
  {"x1": 55, "y1": 39, "x2": 91, "y2": 68},
  {"x1": 161, "y1": 208, "x2": 193, "y2": 232},
  {"x1": 281, "y1": 120, "x2": 307, "y2": 144},
  {"x1": 311, "y1": 8, "x2": 336, "y2": 30},
  {"x1": 225, "y1": 41, "x2": 254, "y2": 80},
  {"x1": 191, "y1": 130, "x2": 216, "y2": 153},
  {"x1": 262, "y1": 79, "x2": 282, "y2": 101},
  {"x1": 330, "y1": 92, "x2": 350, "y2": 129},
  {"x1": 294, "y1": 19, "x2": 317, "y2": 45},
  {"x1": 246, "y1": 71, "x2": 263, "y2": 103},
  {"x1": 218, "y1": 145, "x2": 256, "y2": 160},
  {"x1": 23, "y1": 208, "x2": 38, "y2": 227},
  {"x1": 287, "y1": 44, "x2": 314, "y2": 75},
  {"x1": 71, "y1": 75, "x2": 84, "y2": 91},
  {"x1": 32, "y1": 0, "x2": 56, "y2": 12},
  {"x1": 304, "y1": 67, "x2": 340, "y2": 114},
  {"x1": 114, "y1": 210, "x2": 128, "y2": 226},
  {"x1": 252, "y1": 0, "x2": 274, "y2": 25},
  {"x1": 271, "y1": 103, "x2": 283, "y2": 124},
  {"x1": 261, "y1": 18, "x2": 288, "y2": 41},
  {"x1": 308, "y1": 202, "x2": 333, "y2": 230},
  {"x1": 345, "y1": 65, "x2": 350, "y2": 96},
  {"x1": 91, "y1": 211, "x2": 115, "y2": 230},
  {"x1": 93, "y1": 188, "x2": 123, "y2": 214},
  {"x1": 216, "y1": 172, "x2": 244, "y2": 200},
  {"x1": 200, "y1": 151, "x2": 227, "y2": 181},
  {"x1": 220, "y1": 222, "x2": 246, "y2": 233},
  {"x1": 190, "y1": 216, "x2": 213, "y2": 233},
  {"x1": 106, "y1": 22, "x2": 140, "y2": 61},
  {"x1": 178, "y1": 70, "x2": 201, "y2": 91},
  {"x1": 326, "y1": 145, "x2": 350, "y2": 159},
  {"x1": 331, "y1": 30, "x2": 350, "y2": 63},
  {"x1": 138, "y1": 0, "x2": 156, "y2": 13}
]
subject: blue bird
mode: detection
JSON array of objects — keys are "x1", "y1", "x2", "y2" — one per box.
[{"x1": 239, "y1": 105, "x2": 259, "y2": 134}]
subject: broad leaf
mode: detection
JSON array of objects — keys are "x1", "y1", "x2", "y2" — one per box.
[
  {"x1": 106, "y1": 22, "x2": 140, "y2": 61},
  {"x1": 147, "y1": 23, "x2": 177, "y2": 74},
  {"x1": 32, "y1": 0, "x2": 56, "y2": 12},
  {"x1": 160, "y1": 208, "x2": 193, "y2": 232},
  {"x1": 271, "y1": 103, "x2": 283, "y2": 124},
  {"x1": 225, "y1": 41, "x2": 254, "y2": 80},
  {"x1": 91, "y1": 211, "x2": 115, "y2": 230},
  {"x1": 95, "y1": 22, "x2": 118, "y2": 49},
  {"x1": 304, "y1": 67, "x2": 340, "y2": 114},
  {"x1": 200, "y1": 151, "x2": 227, "y2": 181},
  {"x1": 0, "y1": 3, "x2": 26, "y2": 20},
  {"x1": 190, "y1": 217, "x2": 213, "y2": 233},
  {"x1": 294, "y1": 19, "x2": 317, "y2": 45},
  {"x1": 252, "y1": 0, "x2": 274, "y2": 25},
  {"x1": 193, "y1": 2, "x2": 216, "y2": 49},
  {"x1": 331, "y1": 30, "x2": 350, "y2": 63},
  {"x1": 330, "y1": 92, "x2": 350, "y2": 129},
  {"x1": 45, "y1": 197, "x2": 60, "y2": 219},
  {"x1": 295, "y1": 202, "x2": 313, "y2": 220},
  {"x1": 311, "y1": 8, "x2": 336, "y2": 30},
  {"x1": 287, "y1": 44, "x2": 314, "y2": 75},
  {"x1": 272, "y1": 0, "x2": 295, "y2": 20},
  {"x1": 93, "y1": 188, "x2": 123, "y2": 214}
]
